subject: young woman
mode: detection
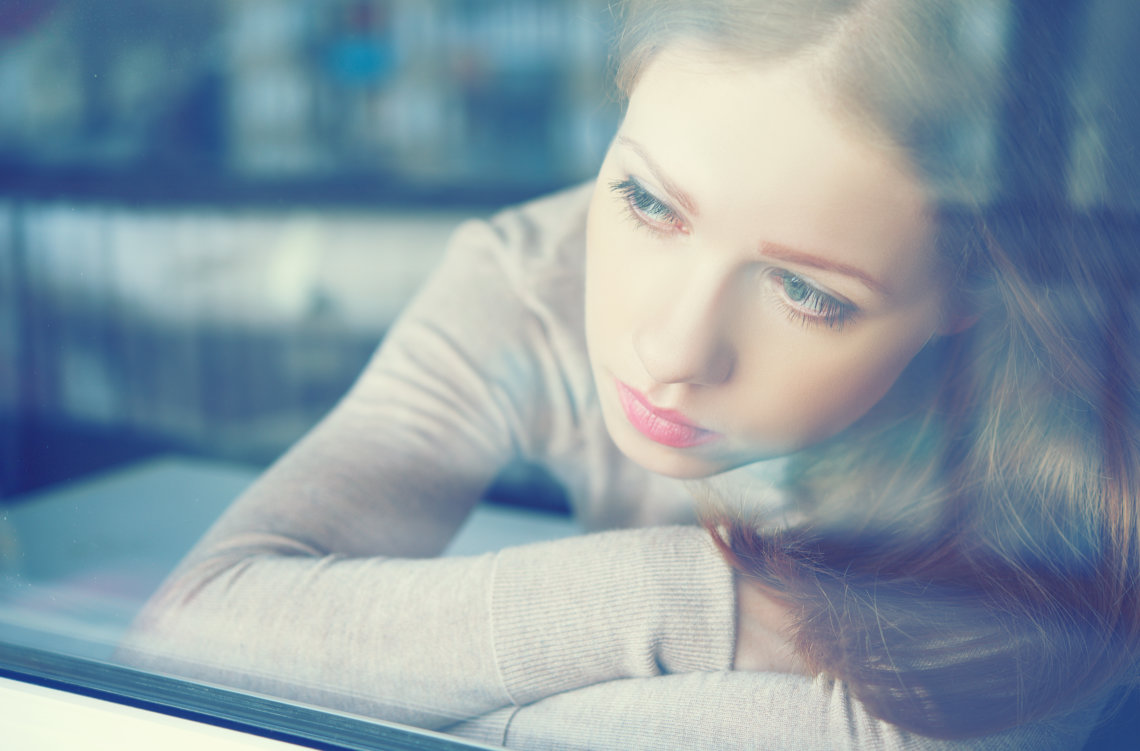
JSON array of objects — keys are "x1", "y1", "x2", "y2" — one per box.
[{"x1": 121, "y1": 1, "x2": 1138, "y2": 748}]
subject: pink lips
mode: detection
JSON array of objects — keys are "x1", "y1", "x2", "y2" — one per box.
[{"x1": 615, "y1": 380, "x2": 721, "y2": 449}]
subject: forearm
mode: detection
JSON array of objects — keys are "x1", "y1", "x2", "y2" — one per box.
[
  {"x1": 119, "y1": 526, "x2": 736, "y2": 729},
  {"x1": 121, "y1": 551, "x2": 507, "y2": 727},
  {"x1": 446, "y1": 672, "x2": 1100, "y2": 751}
]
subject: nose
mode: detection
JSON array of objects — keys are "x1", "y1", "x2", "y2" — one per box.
[{"x1": 632, "y1": 275, "x2": 736, "y2": 387}]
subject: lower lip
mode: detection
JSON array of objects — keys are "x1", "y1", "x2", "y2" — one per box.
[{"x1": 615, "y1": 380, "x2": 721, "y2": 449}]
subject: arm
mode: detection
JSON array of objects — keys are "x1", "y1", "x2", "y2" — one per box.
[
  {"x1": 123, "y1": 525, "x2": 736, "y2": 728},
  {"x1": 118, "y1": 194, "x2": 736, "y2": 728},
  {"x1": 446, "y1": 672, "x2": 1101, "y2": 751}
]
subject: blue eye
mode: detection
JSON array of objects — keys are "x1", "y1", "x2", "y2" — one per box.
[
  {"x1": 610, "y1": 177, "x2": 683, "y2": 232},
  {"x1": 782, "y1": 275, "x2": 813, "y2": 304},
  {"x1": 774, "y1": 271, "x2": 855, "y2": 330}
]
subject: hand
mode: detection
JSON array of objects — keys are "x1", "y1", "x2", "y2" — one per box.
[{"x1": 733, "y1": 574, "x2": 810, "y2": 674}]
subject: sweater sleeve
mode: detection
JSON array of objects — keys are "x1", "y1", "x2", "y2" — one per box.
[
  {"x1": 445, "y1": 672, "x2": 1101, "y2": 751},
  {"x1": 117, "y1": 191, "x2": 735, "y2": 728},
  {"x1": 121, "y1": 527, "x2": 734, "y2": 729}
]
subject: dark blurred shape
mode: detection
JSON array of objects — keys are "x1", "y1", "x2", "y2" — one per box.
[
  {"x1": 0, "y1": 0, "x2": 58, "y2": 39},
  {"x1": 0, "y1": 0, "x2": 618, "y2": 208}
]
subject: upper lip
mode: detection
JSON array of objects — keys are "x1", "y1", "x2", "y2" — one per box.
[{"x1": 619, "y1": 381, "x2": 710, "y2": 431}]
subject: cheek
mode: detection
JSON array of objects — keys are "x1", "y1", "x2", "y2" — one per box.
[
  {"x1": 585, "y1": 212, "x2": 623, "y2": 365},
  {"x1": 585, "y1": 204, "x2": 649, "y2": 350},
  {"x1": 734, "y1": 318, "x2": 934, "y2": 447},
  {"x1": 805, "y1": 344, "x2": 914, "y2": 426}
]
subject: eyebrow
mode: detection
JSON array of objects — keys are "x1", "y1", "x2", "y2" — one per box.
[
  {"x1": 616, "y1": 135, "x2": 699, "y2": 215},
  {"x1": 760, "y1": 243, "x2": 889, "y2": 296},
  {"x1": 617, "y1": 134, "x2": 888, "y2": 297}
]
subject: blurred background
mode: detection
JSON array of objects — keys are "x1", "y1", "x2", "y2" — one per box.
[
  {"x1": 0, "y1": 0, "x2": 618, "y2": 202},
  {"x1": 1, "y1": 6, "x2": 1138, "y2": 745},
  {"x1": 0, "y1": 0, "x2": 620, "y2": 502},
  {"x1": 0, "y1": 0, "x2": 1137, "y2": 504}
]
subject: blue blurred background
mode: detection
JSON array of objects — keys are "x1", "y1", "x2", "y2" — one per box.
[
  {"x1": 0, "y1": 0, "x2": 619, "y2": 502},
  {"x1": 0, "y1": 0, "x2": 619, "y2": 204},
  {"x1": 0, "y1": 0, "x2": 1136, "y2": 507}
]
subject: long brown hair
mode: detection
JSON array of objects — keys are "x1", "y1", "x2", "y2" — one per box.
[{"x1": 615, "y1": 0, "x2": 1140, "y2": 738}]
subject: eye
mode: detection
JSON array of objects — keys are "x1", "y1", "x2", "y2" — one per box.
[
  {"x1": 609, "y1": 177, "x2": 686, "y2": 234},
  {"x1": 771, "y1": 271, "x2": 856, "y2": 330}
]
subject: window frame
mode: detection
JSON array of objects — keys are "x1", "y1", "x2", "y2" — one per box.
[{"x1": 0, "y1": 642, "x2": 496, "y2": 751}]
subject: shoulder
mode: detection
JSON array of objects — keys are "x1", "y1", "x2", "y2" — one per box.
[
  {"x1": 426, "y1": 182, "x2": 593, "y2": 318},
  {"x1": 436, "y1": 182, "x2": 596, "y2": 398},
  {"x1": 474, "y1": 181, "x2": 594, "y2": 287},
  {"x1": 391, "y1": 183, "x2": 596, "y2": 457},
  {"x1": 488, "y1": 181, "x2": 595, "y2": 246},
  {"x1": 397, "y1": 181, "x2": 593, "y2": 320}
]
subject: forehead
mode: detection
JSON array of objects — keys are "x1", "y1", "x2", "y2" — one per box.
[{"x1": 619, "y1": 48, "x2": 938, "y2": 291}]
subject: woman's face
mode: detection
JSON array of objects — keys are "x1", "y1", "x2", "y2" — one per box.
[{"x1": 586, "y1": 48, "x2": 955, "y2": 479}]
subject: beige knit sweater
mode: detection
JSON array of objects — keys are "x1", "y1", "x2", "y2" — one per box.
[{"x1": 120, "y1": 184, "x2": 1097, "y2": 750}]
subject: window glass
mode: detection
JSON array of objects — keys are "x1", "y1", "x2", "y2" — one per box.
[{"x1": 2, "y1": 2, "x2": 1138, "y2": 749}]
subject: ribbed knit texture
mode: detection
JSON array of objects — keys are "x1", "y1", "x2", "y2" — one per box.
[
  {"x1": 491, "y1": 526, "x2": 735, "y2": 705},
  {"x1": 448, "y1": 674, "x2": 1101, "y2": 750}
]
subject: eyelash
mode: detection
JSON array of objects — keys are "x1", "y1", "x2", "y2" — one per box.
[
  {"x1": 610, "y1": 175, "x2": 856, "y2": 330},
  {"x1": 610, "y1": 177, "x2": 685, "y2": 234},
  {"x1": 771, "y1": 271, "x2": 856, "y2": 330}
]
